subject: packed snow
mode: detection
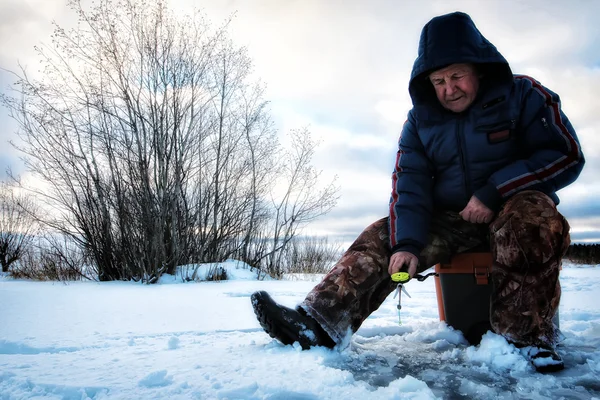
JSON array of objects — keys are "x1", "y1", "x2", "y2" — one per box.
[{"x1": 1, "y1": 260, "x2": 599, "y2": 399}]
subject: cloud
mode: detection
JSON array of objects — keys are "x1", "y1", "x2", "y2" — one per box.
[
  {"x1": 570, "y1": 230, "x2": 600, "y2": 243},
  {"x1": 1, "y1": 0, "x2": 599, "y2": 243},
  {"x1": 560, "y1": 199, "x2": 600, "y2": 220},
  {"x1": 245, "y1": 1, "x2": 600, "y2": 240},
  {"x1": 0, "y1": 0, "x2": 70, "y2": 69}
]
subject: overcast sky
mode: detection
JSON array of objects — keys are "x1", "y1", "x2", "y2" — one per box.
[{"x1": 1, "y1": 0, "x2": 599, "y2": 243}]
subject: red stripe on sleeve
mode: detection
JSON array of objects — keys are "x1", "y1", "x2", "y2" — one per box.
[{"x1": 497, "y1": 76, "x2": 581, "y2": 197}]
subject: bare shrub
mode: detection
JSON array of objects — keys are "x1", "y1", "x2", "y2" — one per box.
[
  {"x1": 10, "y1": 235, "x2": 90, "y2": 281},
  {"x1": 1, "y1": 0, "x2": 338, "y2": 283},
  {"x1": 205, "y1": 265, "x2": 228, "y2": 282},
  {"x1": 279, "y1": 236, "x2": 342, "y2": 276},
  {"x1": 0, "y1": 181, "x2": 38, "y2": 272},
  {"x1": 1, "y1": 0, "x2": 271, "y2": 282}
]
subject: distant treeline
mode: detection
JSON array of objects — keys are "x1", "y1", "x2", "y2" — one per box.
[{"x1": 564, "y1": 243, "x2": 600, "y2": 265}]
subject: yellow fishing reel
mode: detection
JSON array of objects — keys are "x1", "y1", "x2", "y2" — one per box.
[{"x1": 390, "y1": 271, "x2": 411, "y2": 284}]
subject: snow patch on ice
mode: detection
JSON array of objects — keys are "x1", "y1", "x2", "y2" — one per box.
[
  {"x1": 586, "y1": 357, "x2": 600, "y2": 373},
  {"x1": 138, "y1": 370, "x2": 173, "y2": 388},
  {"x1": 217, "y1": 382, "x2": 259, "y2": 399},
  {"x1": 0, "y1": 339, "x2": 79, "y2": 355},
  {"x1": 373, "y1": 375, "x2": 437, "y2": 399},
  {"x1": 262, "y1": 390, "x2": 320, "y2": 400},
  {"x1": 1, "y1": 263, "x2": 599, "y2": 399},
  {"x1": 0, "y1": 371, "x2": 16, "y2": 382},
  {"x1": 168, "y1": 336, "x2": 180, "y2": 350},
  {"x1": 457, "y1": 379, "x2": 498, "y2": 398},
  {"x1": 430, "y1": 339, "x2": 453, "y2": 351},
  {"x1": 355, "y1": 325, "x2": 413, "y2": 339},
  {"x1": 403, "y1": 321, "x2": 468, "y2": 346},
  {"x1": 159, "y1": 259, "x2": 263, "y2": 283},
  {"x1": 0, "y1": 373, "x2": 110, "y2": 400},
  {"x1": 465, "y1": 332, "x2": 529, "y2": 371}
]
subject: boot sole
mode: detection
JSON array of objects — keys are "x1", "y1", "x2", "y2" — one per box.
[
  {"x1": 251, "y1": 291, "x2": 296, "y2": 346},
  {"x1": 251, "y1": 291, "x2": 335, "y2": 350},
  {"x1": 530, "y1": 348, "x2": 565, "y2": 373}
]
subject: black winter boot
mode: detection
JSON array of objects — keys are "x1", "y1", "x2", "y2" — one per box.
[
  {"x1": 251, "y1": 291, "x2": 336, "y2": 350},
  {"x1": 522, "y1": 345, "x2": 564, "y2": 373}
]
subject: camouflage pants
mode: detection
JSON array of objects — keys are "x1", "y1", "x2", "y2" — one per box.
[{"x1": 299, "y1": 191, "x2": 570, "y2": 347}]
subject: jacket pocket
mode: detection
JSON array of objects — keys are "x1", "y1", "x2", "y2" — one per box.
[
  {"x1": 487, "y1": 129, "x2": 511, "y2": 144},
  {"x1": 476, "y1": 119, "x2": 517, "y2": 145}
]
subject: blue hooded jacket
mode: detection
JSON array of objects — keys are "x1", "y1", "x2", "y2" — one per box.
[{"x1": 389, "y1": 12, "x2": 585, "y2": 257}]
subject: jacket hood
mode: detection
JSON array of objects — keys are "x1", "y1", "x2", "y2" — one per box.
[{"x1": 409, "y1": 12, "x2": 513, "y2": 110}]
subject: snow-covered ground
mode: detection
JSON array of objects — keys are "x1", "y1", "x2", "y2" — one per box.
[{"x1": 0, "y1": 261, "x2": 599, "y2": 399}]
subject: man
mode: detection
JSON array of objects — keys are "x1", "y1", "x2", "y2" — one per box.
[{"x1": 251, "y1": 12, "x2": 584, "y2": 372}]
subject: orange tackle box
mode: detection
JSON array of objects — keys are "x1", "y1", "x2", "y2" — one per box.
[{"x1": 434, "y1": 252, "x2": 494, "y2": 345}]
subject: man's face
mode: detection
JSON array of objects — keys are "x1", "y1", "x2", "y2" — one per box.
[{"x1": 429, "y1": 63, "x2": 480, "y2": 113}]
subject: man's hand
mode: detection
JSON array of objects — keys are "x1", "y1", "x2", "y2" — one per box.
[
  {"x1": 388, "y1": 251, "x2": 419, "y2": 278},
  {"x1": 459, "y1": 195, "x2": 494, "y2": 224}
]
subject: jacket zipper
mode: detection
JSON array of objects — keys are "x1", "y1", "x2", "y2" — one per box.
[{"x1": 455, "y1": 117, "x2": 471, "y2": 203}]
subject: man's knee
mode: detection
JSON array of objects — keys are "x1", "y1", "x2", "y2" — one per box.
[
  {"x1": 491, "y1": 190, "x2": 570, "y2": 269},
  {"x1": 498, "y1": 190, "x2": 556, "y2": 216},
  {"x1": 346, "y1": 217, "x2": 391, "y2": 254}
]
